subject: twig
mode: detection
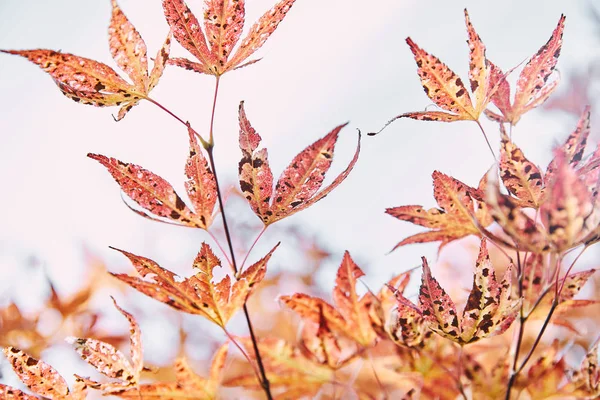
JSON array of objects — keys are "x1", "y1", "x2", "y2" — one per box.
[
  {"x1": 475, "y1": 120, "x2": 498, "y2": 164},
  {"x1": 205, "y1": 77, "x2": 273, "y2": 400},
  {"x1": 240, "y1": 226, "x2": 267, "y2": 271}
]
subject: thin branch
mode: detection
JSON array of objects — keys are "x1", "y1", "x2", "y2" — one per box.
[
  {"x1": 208, "y1": 76, "x2": 221, "y2": 146},
  {"x1": 475, "y1": 120, "x2": 498, "y2": 164},
  {"x1": 145, "y1": 96, "x2": 209, "y2": 147}
]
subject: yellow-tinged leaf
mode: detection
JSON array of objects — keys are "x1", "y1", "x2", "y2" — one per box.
[
  {"x1": 2, "y1": 347, "x2": 69, "y2": 398},
  {"x1": 387, "y1": 171, "x2": 492, "y2": 251}
]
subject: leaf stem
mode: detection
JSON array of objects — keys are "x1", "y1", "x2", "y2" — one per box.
[
  {"x1": 205, "y1": 76, "x2": 273, "y2": 400},
  {"x1": 475, "y1": 120, "x2": 498, "y2": 164},
  {"x1": 240, "y1": 226, "x2": 267, "y2": 271},
  {"x1": 208, "y1": 76, "x2": 221, "y2": 146},
  {"x1": 145, "y1": 96, "x2": 209, "y2": 147}
]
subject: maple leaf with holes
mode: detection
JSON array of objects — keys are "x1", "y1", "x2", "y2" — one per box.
[
  {"x1": 570, "y1": 338, "x2": 600, "y2": 397},
  {"x1": 386, "y1": 170, "x2": 492, "y2": 252},
  {"x1": 225, "y1": 337, "x2": 334, "y2": 398},
  {"x1": 2, "y1": 347, "x2": 87, "y2": 400},
  {"x1": 113, "y1": 343, "x2": 228, "y2": 399},
  {"x1": 369, "y1": 9, "x2": 494, "y2": 135},
  {"x1": 1, "y1": 0, "x2": 171, "y2": 121},
  {"x1": 112, "y1": 242, "x2": 278, "y2": 328},
  {"x1": 89, "y1": 129, "x2": 216, "y2": 229},
  {"x1": 280, "y1": 251, "x2": 378, "y2": 348},
  {"x1": 69, "y1": 298, "x2": 143, "y2": 394},
  {"x1": 238, "y1": 101, "x2": 360, "y2": 225},
  {"x1": 419, "y1": 239, "x2": 520, "y2": 344},
  {"x1": 485, "y1": 15, "x2": 565, "y2": 124},
  {"x1": 163, "y1": 0, "x2": 295, "y2": 76}
]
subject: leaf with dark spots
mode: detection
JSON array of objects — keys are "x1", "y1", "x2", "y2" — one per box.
[
  {"x1": 387, "y1": 171, "x2": 492, "y2": 252},
  {"x1": 3, "y1": 0, "x2": 171, "y2": 120},
  {"x1": 2, "y1": 347, "x2": 69, "y2": 398},
  {"x1": 185, "y1": 128, "x2": 217, "y2": 228},
  {"x1": 419, "y1": 239, "x2": 519, "y2": 345},
  {"x1": 163, "y1": 0, "x2": 296, "y2": 76},
  {"x1": 89, "y1": 153, "x2": 207, "y2": 228}
]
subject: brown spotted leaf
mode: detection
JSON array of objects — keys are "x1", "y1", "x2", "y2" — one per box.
[
  {"x1": 0, "y1": 385, "x2": 38, "y2": 400},
  {"x1": 89, "y1": 153, "x2": 207, "y2": 229},
  {"x1": 238, "y1": 104, "x2": 360, "y2": 225},
  {"x1": 2, "y1": 347, "x2": 69, "y2": 398},
  {"x1": 419, "y1": 239, "x2": 519, "y2": 344},
  {"x1": 571, "y1": 338, "x2": 600, "y2": 394},
  {"x1": 521, "y1": 253, "x2": 546, "y2": 313},
  {"x1": 185, "y1": 128, "x2": 217, "y2": 228},
  {"x1": 238, "y1": 101, "x2": 274, "y2": 223},
  {"x1": 68, "y1": 300, "x2": 142, "y2": 391},
  {"x1": 164, "y1": 0, "x2": 296, "y2": 76},
  {"x1": 2, "y1": 1, "x2": 170, "y2": 121},
  {"x1": 500, "y1": 128, "x2": 544, "y2": 208},
  {"x1": 486, "y1": 172, "x2": 550, "y2": 252},
  {"x1": 546, "y1": 107, "x2": 592, "y2": 182},
  {"x1": 541, "y1": 152, "x2": 593, "y2": 252},
  {"x1": 484, "y1": 15, "x2": 565, "y2": 124},
  {"x1": 386, "y1": 286, "x2": 426, "y2": 347},
  {"x1": 464, "y1": 9, "x2": 491, "y2": 114},
  {"x1": 387, "y1": 171, "x2": 492, "y2": 251}
]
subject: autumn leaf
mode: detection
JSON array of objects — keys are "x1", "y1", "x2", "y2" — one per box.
[
  {"x1": 238, "y1": 102, "x2": 361, "y2": 225},
  {"x1": 499, "y1": 127, "x2": 544, "y2": 208},
  {"x1": 112, "y1": 243, "x2": 278, "y2": 328},
  {"x1": 1, "y1": 0, "x2": 171, "y2": 121},
  {"x1": 0, "y1": 384, "x2": 38, "y2": 400},
  {"x1": 225, "y1": 337, "x2": 334, "y2": 397},
  {"x1": 113, "y1": 343, "x2": 229, "y2": 399},
  {"x1": 68, "y1": 298, "x2": 142, "y2": 393},
  {"x1": 386, "y1": 170, "x2": 492, "y2": 251},
  {"x1": 2, "y1": 347, "x2": 70, "y2": 398},
  {"x1": 419, "y1": 239, "x2": 520, "y2": 344},
  {"x1": 571, "y1": 338, "x2": 600, "y2": 396},
  {"x1": 163, "y1": 0, "x2": 296, "y2": 76},
  {"x1": 281, "y1": 251, "x2": 378, "y2": 347},
  {"x1": 528, "y1": 269, "x2": 598, "y2": 332},
  {"x1": 385, "y1": 284, "x2": 427, "y2": 347},
  {"x1": 89, "y1": 147, "x2": 216, "y2": 229},
  {"x1": 369, "y1": 9, "x2": 494, "y2": 135},
  {"x1": 485, "y1": 15, "x2": 565, "y2": 124},
  {"x1": 486, "y1": 171, "x2": 550, "y2": 252},
  {"x1": 541, "y1": 151, "x2": 593, "y2": 252}
]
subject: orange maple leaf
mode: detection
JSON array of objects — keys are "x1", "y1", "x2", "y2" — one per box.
[
  {"x1": 1, "y1": 0, "x2": 171, "y2": 120},
  {"x1": 163, "y1": 0, "x2": 296, "y2": 76}
]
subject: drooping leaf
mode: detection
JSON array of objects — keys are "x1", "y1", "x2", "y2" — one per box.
[
  {"x1": 2, "y1": 347, "x2": 69, "y2": 398},
  {"x1": 238, "y1": 102, "x2": 361, "y2": 225},
  {"x1": 571, "y1": 338, "x2": 600, "y2": 395},
  {"x1": 386, "y1": 285, "x2": 426, "y2": 348},
  {"x1": 387, "y1": 171, "x2": 492, "y2": 251},
  {"x1": 112, "y1": 243, "x2": 277, "y2": 328},
  {"x1": 521, "y1": 253, "x2": 546, "y2": 314},
  {"x1": 499, "y1": 128, "x2": 544, "y2": 208},
  {"x1": 419, "y1": 239, "x2": 519, "y2": 344},
  {"x1": 68, "y1": 299, "x2": 142, "y2": 392},
  {"x1": 484, "y1": 15, "x2": 565, "y2": 124},
  {"x1": 2, "y1": 1, "x2": 170, "y2": 120},
  {"x1": 89, "y1": 153, "x2": 208, "y2": 229},
  {"x1": 163, "y1": 0, "x2": 296, "y2": 76}
]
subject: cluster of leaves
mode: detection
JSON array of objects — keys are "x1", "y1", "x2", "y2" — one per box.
[{"x1": 2, "y1": 1, "x2": 600, "y2": 400}]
